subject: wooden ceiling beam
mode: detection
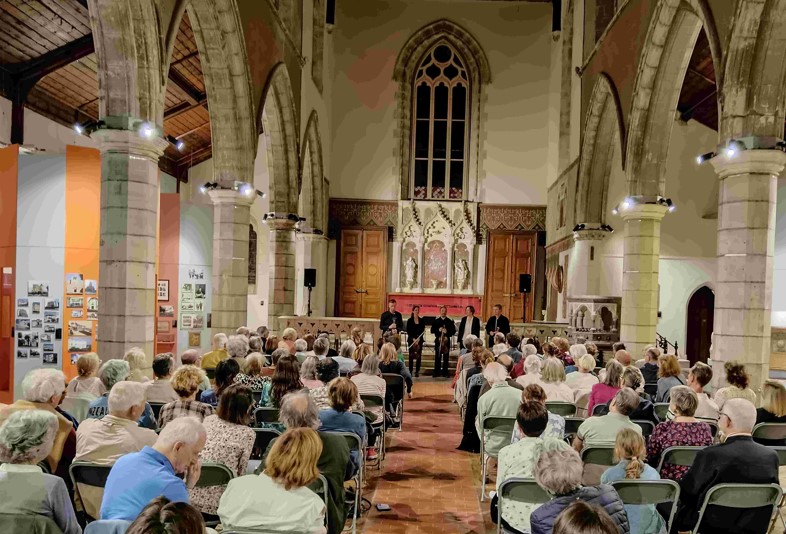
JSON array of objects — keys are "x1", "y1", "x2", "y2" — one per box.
[
  {"x1": 163, "y1": 96, "x2": 208, "y2": 120},
  {"x1": 167, "y1": 65, "x2": 203, "y2": 105}
]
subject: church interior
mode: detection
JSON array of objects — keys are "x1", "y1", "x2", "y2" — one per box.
[{"x1": 1, "y1": 0, "x2": 786, "y2": 532}]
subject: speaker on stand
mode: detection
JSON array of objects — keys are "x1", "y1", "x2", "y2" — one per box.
[
  {"x1": 304, "y1": 268, "x2": 317, "y2": 317},
  {"x1": 519, "y1": 274, "x2": 532, "y2": 322}
]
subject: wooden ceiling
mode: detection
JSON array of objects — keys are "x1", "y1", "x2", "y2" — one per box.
[
  {"x1": 0, "y1": 0, "x2": 211, "y2": 180},
  {"x1": 676, "y1": 29, "x2": 718, "y2": 131}
]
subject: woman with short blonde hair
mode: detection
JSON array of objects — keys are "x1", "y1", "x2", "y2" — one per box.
[
  {"x1": 755, "y1": 380, "x2": 786, "y2": 442},
  {"x1": 655, "y1": 354, "x2": 686, "y2": 403},
  {"x1": 66, "y1": 352, "x2": 105, "y2": 398},
  {"x1": 123, "y1": 347, "x2": 150, "y2": 382},
  {"x1": 540, "y1": 358, "x2": 574, "y2": 403},
  {"x1": 566, "y1": 353, "x2": 599, "y2": 391},
  {"x1": 278, "y1": 328, "x2": 297, "y2": 355},
  {"x1": 217, "y1": 427, "x2": 326, "y2": 532},
  {"x1": 157, "y1": 365, "x2": 214, "y2": 428}
]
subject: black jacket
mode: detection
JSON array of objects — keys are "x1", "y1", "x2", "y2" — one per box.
[
  {"x1": 379, "y1": 310, "x2": 403, "y2": 333},
  {"x1": 457, "y1": 316, "x2": 481, "y2": 346},
  {"x1": 431, "y1": 316, "x2": 456, "y2": 339},
  {"x1": 675, "y1": 435, "x2": 779, "y2": 534},
  {"x1": 530, "y1": 484, "x2": 629, "y2": 534},
  {"x1": 485, "y1": 314, "x2": 510, "y2": 344},
  {"x1": 406, "y1": 316, "x2": 426, "y2": 342}
]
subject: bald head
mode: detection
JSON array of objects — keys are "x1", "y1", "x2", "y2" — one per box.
[
  {"x1": 615, "y1": 350, "x2": 632, "y2": 367},
  {"x1": 181, "y1": 349, "x2": 200, "y2": 366},
  {"x1": 721, "y1": 398, "x2": 757, "y2": 434}
]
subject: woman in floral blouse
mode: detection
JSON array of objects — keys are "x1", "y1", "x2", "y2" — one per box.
[
  {"x1": 190, "y1": 383, "x2": 255, "y2": 517},
  {"x1": 233, "y1": 353, "x2": 271, "y2": 391},
  {"x1": 646, "y1": 385, "x2": 712, "y2": 481}
]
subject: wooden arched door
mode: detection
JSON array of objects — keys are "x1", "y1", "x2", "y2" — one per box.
[{"x1": 686, "y1": 286, "x2": 714, "y2": 365}]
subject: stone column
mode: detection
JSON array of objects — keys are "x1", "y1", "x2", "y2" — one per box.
[
  {"x1": 710, "y1": 150, "x2": 786, "y2": 391},
  {"x1": 267, "y1": 214, "x2": 298, "y2": 332},
  {"x1": 208, "y1": 190, "x2": 254, "y2": 336},
  {"x1": 298, "y1": 231, "x2": 329, "y2": 316},
  {"x1": 568, "y1": 226, "x2": 612, "y2": 297},
  {"x1": 94, "y1": 128, "x2": 168, "y2": 362},
  {"x1": 620, "y1": 204, "x2": 668, "y2": 357}
]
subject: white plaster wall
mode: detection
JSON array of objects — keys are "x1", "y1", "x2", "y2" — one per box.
[
  {"x1": 250, "y1": 135, "x2": 271, "y2": 329},
  {"x1": 0, "y1": 96, "x2": 97, "y2": 152},
  {"x1": 774, "y1": 176, "x2": 786, "y2": 328},
  {"x1": 330, "y1": 0, "x2": 552, "y2": 204}
]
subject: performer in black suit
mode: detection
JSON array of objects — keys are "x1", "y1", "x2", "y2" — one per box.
[
  {"x1": 379, "y1": 298, "x2": 403, "y2": 336},
  {"x1": 485, "y1": 304, "x2": 510, "y2": 346},
  {"x1": 405, "y1": 305, "x2": 426, "y2": 377},
  {"x1": 457, "y1": 305, "x2": 481, "y2": 351},
  {"x1": 430, "y1": 306, "x2": 456, "y2": 378}
]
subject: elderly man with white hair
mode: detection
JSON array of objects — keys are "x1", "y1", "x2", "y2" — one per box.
[
  {"x1": 86, "y1": 360, "x2": 157, "y2": 429},
  {"x1": 0, "y1": 410, "x2": 81, "y2": 534},
  {"x1": 101, "y1": 416, "x2": 207, "y2": 521},
  {"x1": 0, "y1": 368, "x2": 75, "y2": 477},
  {"x1": 475, "y1": 362, "x2": 522, "y2": 458},
  {"x1": 201, "y1": 333, "x2": 229, "y2": 369},
  {"x1": 75, "y1": 381, "x2": 157, "y2": 518},
  {"x1": 673, "y1": 398, "x2": 779, "y2": 534}
]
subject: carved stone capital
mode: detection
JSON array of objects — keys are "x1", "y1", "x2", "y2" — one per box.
[
  {"x1": 207, "y1": 189, "x2": 255, "y2": 207},
  {"x1": 572, "y1": 226, "x2": 612, "y2": 242},
  {"x1": 710, "y1": 150, "x2": 786, "y2": 179},
  {"x1": 91, "y1": 127, "x2": 169, "y2": 161}
]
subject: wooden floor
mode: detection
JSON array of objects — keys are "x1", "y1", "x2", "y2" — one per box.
[{"x1": 359, "y1": 379, "x2": 493, "y2": 533}]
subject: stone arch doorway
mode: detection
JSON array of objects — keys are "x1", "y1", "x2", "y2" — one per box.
[{"x1": 686, "y1": 285, "x2": 714, "y2": 365}]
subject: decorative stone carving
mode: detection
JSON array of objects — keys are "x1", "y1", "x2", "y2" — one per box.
[
  {"x1": 567, "y1": 295, "x2": 621, "y2": 358},
  {"x1": 479, "y1": 205, "x2": 547, "y2": 234},
  {"x1": 455, "y1": 257, "x2": 469, "y2": 290},
  {"x1": 404, "y1": 257, "x2": 417, "y2": 289}
]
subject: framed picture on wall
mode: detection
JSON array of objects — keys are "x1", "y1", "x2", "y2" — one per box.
[
  {"x1": 157, "y1": 321, "x2": 169, "y2": 333},
  {"x1": 157, "y1": 280, "x2": 169, "y2": 301},
  {"x1": 181, "y1": 314, "x2": 194, "y2": 329},
  {"x1": 85, "y1": 280, "x2": 98, "y2": 295},
  {"x1": 188, "y1": 332, "x2": 201, "y2": 347},
  {"x1": 66, "y1": 273, "x2": 84, "y2": 295}
]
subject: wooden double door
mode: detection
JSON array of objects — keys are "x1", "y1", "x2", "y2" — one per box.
[
  {"x1": 338, "y1": 228, "x2": 387, "y2": 318},
  {"x1": 484, "y1": 232, "x2": 536, "y2": 323}
]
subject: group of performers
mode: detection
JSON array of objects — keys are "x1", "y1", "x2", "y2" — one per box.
[{"x1": 378, "y1": 299, "x2": 511, "y2": 378}]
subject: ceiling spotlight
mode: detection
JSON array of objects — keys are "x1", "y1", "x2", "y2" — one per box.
[
  {"x1": 665, "y1": 198, "x2": 676, "y2": 213},
  {"x1": 74, "y1": 123, "x2": 84, "y2": 135},
  {"x1": 572, "y1": 224, "x2": 585, "y2": 232},
  {"x1": 696, "y1": 152, "x2": 715, "y2": 165},
  {"x1": 140, "y1": 123, "x2": 155, "y2": 139},
  {"x1": 176, "y1": 140, "x2": 185, "y2": 151},
  {"x1": 600, "y1": 224, "x2": 614, "y2": 233},
  {"x1": 725, "y1": 139, "x2": 745, "y2": 158}
]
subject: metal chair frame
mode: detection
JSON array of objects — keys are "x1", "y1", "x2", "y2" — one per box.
[
  {"x1": 306, "y1": 474, "x2": 330, "y2": 530},
  {"x1": 328, "y1": 431, "x2": 364, "y2": 534},
  {"x1": 632, "y1": 419, "x2": 655, "y2": 439},
  {"x1": 545, "y1": 401, "x2": 577, "y2": 417},
  {"x1": 382, "y1": 373, "x2": 405, "y2": 430},
  {"x1": 69, "y1": 461, "x2": 114, "y2": 521},
  {"x1": 580, "y1": 446, "x2": 616, "y2": 466},
  {"x1": 610, "y1": 479, "x2": 680, "y2": 532},
  {"x1": 591, "y1": 403, "x2": 607, "y2": 416},
  {"x1": 656, "y1": 445, "x2": 705, "y2": 474},
  {"x1": 692, "y1": 483, "x2": 783, "y2": 534},
  {"x1": 250, "y1": 427, "x2": 281, "y2": 461},
  {"x1": 253, "y1": 407, "x2": 280, "y2": 426},
  {"x1": 496, "y1": 477, "x2": 550, "y2": 534},
  {"x1": 360, "y1": 393, "x2": 386, "y2": 469},
  {"x1": 479, "y1": 415, "x2": 517, "y2": 502},
  {"x1": 752, "y1": 422, "x2": 786, "y2": 443}
]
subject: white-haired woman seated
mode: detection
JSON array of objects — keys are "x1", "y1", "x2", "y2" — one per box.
[
  {"x1": 294, "y1": 339, "x2": 308, "y2": 363},
  {"x1": 539, "y1": 358, "x2": 575, "y2": 403},
  {"x1": 0, "y1": 410, "x2": 81, "y2": 534},
  {"x1": 278, "y1": 327, "x2": 298, "y2": 355},
  {"x1": 123, "y1": 347, "x2": 150, "y2": 383},
  {"x1": 515, "y1": 354, "x2": 545, "y2": 389},
  {"x1": 566, "y1": 354, "x2": 600, "y2": 391}
]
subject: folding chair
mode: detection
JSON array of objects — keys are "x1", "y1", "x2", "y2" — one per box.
[
  {"x1": 496, "y1": 478, "x2": 550, "y2": 534},
  {"x1": 69, "y1": 461, "x2": 113, "y2": 520},
  {"x1": 253, "y1": 407, "x2": 280, "y2": 426},
  {"x1": 654, "y1": 403, "x2": 670, "y2": 421},
  {"x1": 752, "y1": 422, "x2": 786, "y2": 444},
  {"x1": 60, "y1": 396, "x2": 92, "y2": 422},
  {"x1": 692, "y1": 483, "x2": 782, "y2": 534},
  {"x1": 706, "y1": 421, "x2": 719, "y2": 439},
  {"x1": 250, "y1": 427, "x2": 281, "y2": 460},
  {"x1": 330, "y1": 431, "x2": 364, "y2": 534},
  {"x1": 591, "y1": 403, "x2": 607, "y2": 416},
  {"x1": 382, "y1": 373, "x2": 405, "y2": 429},
  {"x1": 148, "y1": 402, "x2": 165, "y2": 421},
  {"x1": 195, "y1": 463, "x2": 235, "y2": 527},
  {"x1": 656, "y1": 445, "x2": 704, "y2": 474},
  {"x1": 771, "y1": 447, "x2": 786, "y2": 529},
  {"x1": 545, "y1": 401, "x2": 576, "y2": 417},
  {"x1": 564, "y1": 417, "x2": 584, "y2": 440},
  {"x1": 307, "y1": 474, "x2": 330, "y2": 530},
  {"x1": 580, "y1": 446, "x2": 616, "y2": 467},
  {"x1": 360, "y1": 393, "x2": 386, "y2": 468},
  {"x1": 610, "y1": 479, "x2": 680, "y2": 532},
  {"x1": 479, "y1": 415, "x2": 517, "y2": 501},
  {"x1": 632, "y1": 420, "x2": 655, "y2": 439},
  {"x1": 251, "y1": 389, "x2": 264, "y2": 405}
]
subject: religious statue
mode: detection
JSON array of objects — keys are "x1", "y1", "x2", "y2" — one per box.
[
  {"x1": 455, "y1": 258, "x2": 470, "y2": 290},
  {"x1": 404, "y1": 256, "x2": 417, "y2": 289}
]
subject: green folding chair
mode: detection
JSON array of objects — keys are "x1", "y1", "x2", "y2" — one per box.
[
  {"x1": 632, "y1": 420, "x2": 655, "y2": 439},
  {"x1": 563, "y1": 416, "x2": 584, "y2": 439},
  {"x1": 610, "y1": 479, "x2": 680, "y2": 532},
  {"x1": 360, "y1": 393, "x2": 386, "y2": 467},
  {"x1": 497, "y1": 478, "x2": 550, "y2": 534},
  {"x1": 692, "y1": 483, "x2": 782, "y2": 534},
  {"x1": 545, "y1": 401, "x2": 577, "y2": 417},
  {"x1": 752, "y1": 422, "x2": 786, "y2": 444},
  {"x1": 656, "y1": 445, "x2": 704, "y2": 474},
  {"x1": 306, "y1": 474, "x2": 330, "y2": 530},
  {"x1": 654, "y1": 403, "x2": 670, "y2": 421},
  {"x1": 479, "y1": 415, "x2": 517, "y2": 502},
  {"x1": 69, "y1": 461, "x2": 113, "y2": 521},
  {"x1": 195, "y1": 462, "x2": 234, "y2": 527},
  {"x1": 329, "y1": 431, "x2": 364, "y2": 534},
  {"x1": 250, "y1": 427, "x2": 281, "y2": 461},
  {"x1": 580, "y1": 446, "x2": 616, "y2": 466},
  {"x1": 253, "y1": 407, "x2": 280, "y2": 426}
]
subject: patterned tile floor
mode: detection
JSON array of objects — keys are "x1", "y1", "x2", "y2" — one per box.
[{"x1": 359, "y1": 379, "x2": 494, "y2": 533}]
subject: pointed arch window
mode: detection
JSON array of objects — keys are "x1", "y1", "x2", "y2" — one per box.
[{"x1": 411, "y1": 44, "x2": 469, "y2": 201}]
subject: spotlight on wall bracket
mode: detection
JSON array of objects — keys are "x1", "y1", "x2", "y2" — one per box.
[
  {"x1": 696, "y1": 152, "x2": 715, "y2": 165},
  {"x1": 600, "y1": 224, "x2": 614, "y2": 233},
  {"x1": 199, "y1": 182, "x2": 219, "y2": 194},
  {"x1": 724, "y1": 139, "x2": 746, "y2": 158},
  {"x1": 166, "y1": 135, "x2": 185, "y2": 152},
  {"x1": 572, "y1": 224, "x2": 586, "y2": 232},
  {"x1": 73, "y1": 120, "x2": 106, "y2": 137}
]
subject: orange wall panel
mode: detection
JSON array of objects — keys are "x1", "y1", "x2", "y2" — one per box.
[
  {"x1": 157, "y1": 193, "x2": 180, "y2": 355},
  {"x1": 0, "y1": 145, "x2": 18, "y2": 403}
]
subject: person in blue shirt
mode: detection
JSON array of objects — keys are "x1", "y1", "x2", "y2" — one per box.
[
  {"x1": 318, "y1": 377, "x2": 366, "y2": 473},
  {"x1": 101, "y1": 416, "x2": 207, "y2": 521},
  {"x1": 87, "y1": 360, "x2": 156, "y2": 429}
]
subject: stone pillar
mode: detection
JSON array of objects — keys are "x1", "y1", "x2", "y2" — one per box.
[
  {"x1": 620, "y1": 204, "x2": 668, "y2": 357},
  {"x1": 710, "y1": 150, "x2": 786, "y2": 391},
  {"x1": 208, "y1": 190, "x2": 254, "y2": 336},
  {"x1": 568, "y1": 226, "x2": 612, "y2": 297},
  {"x1": 267, "y1": 214, "x2": 298, "y2": 332},
  {"x1": 94, "y1": 129, "x2": 168, "y2": 361},
  {"x1": 298, "y1": 231, "x2": 329, "y2": 316}
]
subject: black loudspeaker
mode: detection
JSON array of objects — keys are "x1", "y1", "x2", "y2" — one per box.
[
  {"x1": 519, "y1": 274, "x2": 532, "y2": 294},
  {"x1": 304, "y1": 268, "x2": 317, "y2": 288}
]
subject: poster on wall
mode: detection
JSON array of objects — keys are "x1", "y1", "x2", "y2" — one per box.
[
  {"x1": 28, "y1": 281, "x2": 49, "y2": 297},
  {"x1": 17, "y1": 308, "x2": 28, "y2": 318},
  {"x1": 15, "y1": 319, "x2": 30, "y2": 331},
  {"x1": 181, "y1": 314, "x2": 194, "y2": 329},
  {"x1": 45, "y1": 299, "x2": 59, "y2": 309},
  {"x1": 85, "y1": 280, "x2": 97, "y2": 295},
  {"x1": 66, "y1": 273, "x2": 84, "y2": 294},
  {"x1": 87, "y1": 298, "x2": 98, "y2": 311},
  {"x1": 87, "y1": 311, "x2": 98, "y2": 320},
  {"x1": 192, "y1": 315, "x2": 204, "y2": 329},
  {"x1": 71, "y1": 310, "x2": 83, "y2": 318},
  {"x1": 17, "y1": 332, "x2": 39, "y2": 347},
  {"x1": 68, "y1": 337, "x2": 92, "y2": 352},
  {"x1": 195, "y1": 284, "x2": 206, "y2": 299},
  {"x1": 43, "y1": 353, "x2": 57, "y2": 364},
  {"x1": 32, "y1": 301, "x2": 41, "y2": 314},
  {"x1": 189, "y1": 332, "x2": 201, "y2": 347},
  {"x1": 67, "y1": 297, "x2": 83, "y2": 308},
  {"x1": 157, "y1": 280, "x2": 169, "y2": 301},
  {"x1": 159, "y1": 305, "x2": 174, "y2": 318},
  {"x1": 17, "y1": 349, "x2": 27, "y2": 359},
  {"x1": 68, "y1": 321, "x2": 92, "y2": 336},
  {"x1": 17, "y1": 298, "x2": 28, "y2": 307}
]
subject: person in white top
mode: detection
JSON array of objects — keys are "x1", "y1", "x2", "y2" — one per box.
[
  {"x1": 66, "y1": 352, "x2": 106, "y2": 398},
  {"x1": 516, "y1": 355, "x2": 544, "y2": 389},
  {"x1": 218, "y1": 427, "x2": 326, "y2": 533},
  {"x1": 688, "y1": 362, "x2": 719, "y2": 421},
  {"x1": 566, "y1": 354, "x2": 600, "y2": 391},
  {"x1": 539, "y1": 358, "x2": 575, "y2": 403}
]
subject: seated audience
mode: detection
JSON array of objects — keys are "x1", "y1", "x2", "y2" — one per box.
[
  {"x1": 263, "y1": 392, "x2": 350, "y2": 534},
  {"x1": 687, "y1": 362, "x2": 719, "y2": 422},
  {"x1": 481, "y1": 355, "x2": 524, "y2": 396},
  {"x1": 333, "y1": 340, "x2": 359, "y2": 374},
  {"x1": 87, "y1": 360, "x2": 156, "y2": 429},
  {"x1": 566, "y1": 354, "x2": 599, "y2": 391},
  {"x1": 318, "y1": 377, "x2": 366, "y2": 468},
  {"x1": 714, "y1": 360, "x2": 757, "y2": 408},
  {"x1": 646, "y1": 385, "x2": 712, "y2": 481},
  {"x1": 506, "y1": 332, "x2": 523, "y2": 363},
  {"x1": 515, "y1": 354, "x2": 544, "y2": 388},
  {"x1": 158, "y1": 366, "x2": 214, "y2": 428},
  {"x1": 492, "y1": 332, "x2": 508, "y2": 357},
  {"x1": 673, "y1": 398, "x2": 779, "y2": 534},
  {"x1": 754, "y1": 379, "x2": 786, "y2": 446},
  {"x1": 600, "y1": 428, "x2": 665, "y2": 534},
  {"x1": 457, "y1": 336, "x2": 483, "y2": 374},
  {"x1": 218, "y1": 427, "x2": 326, "y2": 533},
  {"x1": 181, "y1": 350, "x2": 211, "y2": 392},
  {"x1": 200, "y1": 358, "x2": 240, "y2": 407},
  {"x1": 496, "y1": 401, "x2": 570, "y2": 534},
  {"x1": 0, "y1": 410, "x2": 81, "y2": 534},
  {"x1": 655, "y1": 354, "x2": 685, "y2": 403},
  {"x1": 248, "y1": 335, "x2": 263, "y2": 355},
  {"x1": 587, "y1": 360, "x2": 623, "y2": 416},
  {"x1": 265, "y1": 335, "x2": 280, "y2": 356},
  {"x1": 568, "y1": 343, "x2": 588, "y2": 368},
  {"x1": 233, "y1": 353, "x2": 270, "y2": 390},
  {"x1": 303, "y1": 334, "x2": 316, "y2": 357},
  {"x1": 574, "y1": 387, "x2": 642, "y2": 450},
  {"x1": 227, "y1": 335, "x2": 250, "y2": 369},
  {"x1": 279, "y1": 327, "x2": 298, "y2": 355},
  {"x1": 313, "y1": 337, "x2": 330, "y2": 361},
  {"x1": 75, "y1": 381, "x2": 158, "y2": 518},
  {"x1": 123, "y1": 347, "x2": 150, "y2": 383},
  {"x1": 66, "y1": 352, "x2": 105, "y2": 398},
  {"x1": 552, "y1": 501, "x2": 620, "y2": 534},
  {"x1": 512, "y1": 384, "x2": 565, "y2": 442},
  {"x1": 351, "y1": 343, "x2": 373, "y2": 372},
  {"x1": 125, "y1": 496, "x2": 207, "y2": 534},
  {"x1": 476, "y1": 363, "x2": 522, "y2": 458},
  {"x1": 351, "y1": 354, "x2": 386, "y2": 425},
  {"x1": 301, "y1": 355, "x2": 324, "y2": 389},
  {"x1": 584, "y1": 341, "x2": 598, "y2": 359},
  {"x1": 200, "y1": 333, "x2": 228, "y2": 370},
  {"x1": 259, "y1": 355, "x2": 304, "y2": 409},
  {"x1": 101, "y1": 416, "x2": 206, "y2": 521},
  {"x1": 511, "y1": 344, "x2": 538, "y2": 379},
  {"x1": 294, "y1": 338, "x2": 309, "y2": 364},
  {"x1": 540, "y1": 358, "x2": 575, "y2": 403},
  {"x1": 639, "y1": 346, "x2": 660, "y2": 392},
  {"x1": 146, "y1": 353, "x2": 180, "y2": 404},
  {"x1": 190, "y1": 384, "x2": 255, "y2": 517},
  {"x1": 236, "y1": 326, "x2": 250, "y2": 338},
  {"x1": 469, "y1": 349, "x2": 496, "y2": 390},
  {"x1": 552, "y1": 337, "x2": 575, "y2": 368},
  {"x1": 0, "y1": 369, "x2": 76, "y2": 478},
  {"x1": 530, "y1": 448, "x2": 629, "y2": 534},
  {"x1": 378, "y1": 342, "x2": 413, "y2": 398}
]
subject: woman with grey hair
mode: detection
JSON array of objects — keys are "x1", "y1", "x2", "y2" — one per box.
[
  {"x1": 294, "y1": 338, "x2": 308, "y2": 363},
  {"x1": 233, "y1": 353, "x2": 270, "y2": 391},
  {"x1": 515, "y1": 354, "x2": 544, "y2": 388},
  {"x1": 333, "y1": 339, "x2": 358, "y2": 374},
  {"x1": 227, "y1": 335, "x2": 250, "y2": 366},
  {"x1": 86, "y1": 360, "x2": 157, "y2": 429},
  {"x1": 351, "y1": 354, "x2": 386, "y2": 424},
  {"x1": 530, "y1": 447, "x2": 629, "y2": 534},
  {"x1": 0, "y1": 410, "x2": 81, "y2": 534},
  {"x1": 511, "y1": 344, "x2": 539, "y2": 379},
  {"x1": 0, "y1": 369, "x2": 75, "y2": 477},
  {"x1": 300, "y1": 356, "x2": 323, "y2": 389},
  {"x1": 248, "y1": 335, "x2": 263, "y2": 354},
  {"x1": 123, "y1": 347, "x2": 150, "y2": 383}
]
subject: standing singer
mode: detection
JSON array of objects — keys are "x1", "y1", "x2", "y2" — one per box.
[{"x1": 431, "y1": 306, "x2": 456, "y2": 378}]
